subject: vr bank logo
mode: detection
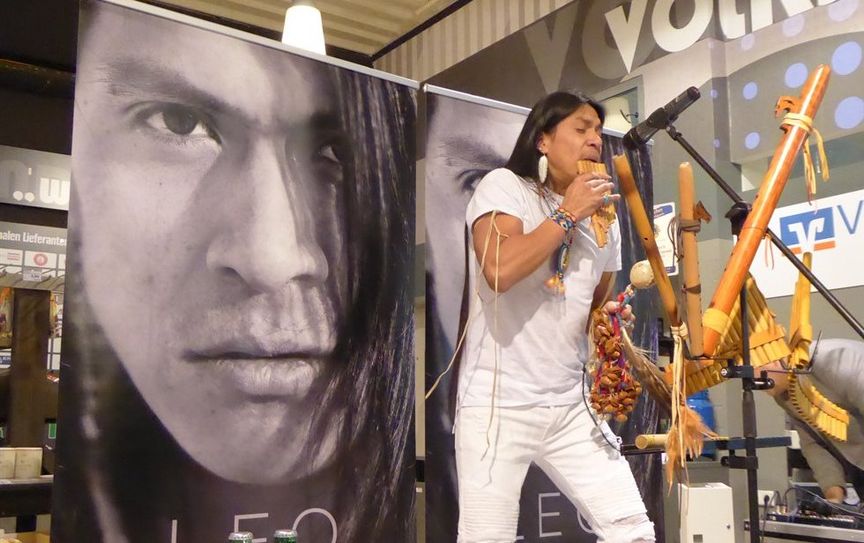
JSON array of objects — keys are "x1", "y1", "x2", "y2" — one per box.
[{"x1": 778, "y1": 200, "x2": 863, "y2": 254}]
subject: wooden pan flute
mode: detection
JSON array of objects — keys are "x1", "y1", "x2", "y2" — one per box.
[{"x1": 577, "y1": 160, "x2": 617, "y2": 248}]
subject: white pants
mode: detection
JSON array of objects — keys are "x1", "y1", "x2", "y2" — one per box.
[{"x1": 455, "y1": 401, "x2": 655, "y2": 543}]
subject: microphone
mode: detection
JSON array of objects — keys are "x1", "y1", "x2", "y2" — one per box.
[{"x1": 622, "y1": 87, "x2": 701, "y2": 149}]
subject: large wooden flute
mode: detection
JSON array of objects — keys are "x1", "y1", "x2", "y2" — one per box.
[
  {"x1": 702, "y1": 64, "x2": 831, "y2": 356},
  {"x1": 613, "y1": 154, "x2": 680, "y2": 327}
]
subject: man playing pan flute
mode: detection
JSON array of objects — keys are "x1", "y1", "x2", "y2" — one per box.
[{"x1": 455, "y1": 90, "x2": 654, "y2": 543}]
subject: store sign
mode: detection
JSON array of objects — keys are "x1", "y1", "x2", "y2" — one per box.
[
  {"x1": 0, "y1": 221, "x2": 67, "y2": 286},
  {"x1": 749, "y1": 188, "x2": 864, "y2": 298},
  {"x1": 603, "y1": 0, "x2": 838, "y2": 72},
  {"x1": 0, "y1": 145, "x2": 71, "y2": 210}
]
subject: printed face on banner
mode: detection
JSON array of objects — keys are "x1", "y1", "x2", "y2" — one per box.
[
  {"x1": 425, "y1": 96, "x2": 526, "y2": 345},
  {"x1": 74, "y1": 6, "x2": 346, "y2": 482},
  {"x1": 65, "y1": 4, "x2": 416, "y2": 540},
  {"x1": 72, "y1": 5, "x2": 351, "y2": 484}
]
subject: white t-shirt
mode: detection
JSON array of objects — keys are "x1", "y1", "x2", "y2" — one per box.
[{"x1": 458, "y1": 168, "x2": 622, "y2": 407}]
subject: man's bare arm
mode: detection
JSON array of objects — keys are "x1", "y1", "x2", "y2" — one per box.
[{"x1": 471, "y1": 212, "x2": 565, "y2": 293}]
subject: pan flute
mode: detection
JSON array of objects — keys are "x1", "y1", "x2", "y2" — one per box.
[
  {"x1": 786, "y1": 252, "x2": 849, "y2": 441},
  {"x1": 675, "y1": 274, "x2": 791, "y2": 395},
  {"x1": 577, "y1": 160, "x2": 616, "y2": 248}
]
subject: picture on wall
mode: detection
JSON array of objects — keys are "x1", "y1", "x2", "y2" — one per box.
[{"x1": 53, "y1": 1, "x2": 417, "y2": 541}]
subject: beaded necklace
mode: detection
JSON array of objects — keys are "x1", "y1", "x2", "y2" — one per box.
[{"x1": 538, "y1": 183, "x2": 576, "y2": 297}]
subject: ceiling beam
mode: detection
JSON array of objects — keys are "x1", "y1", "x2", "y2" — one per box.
[
  {"x1": 325, "y1": 36, "x2": 376, "y2": 55},
  {"x1": 145, "y1": 0, "x2": 468, "y2": 58},
  {"x1": 159, "y1": 0, "x2": 404, "y2": 47},
  {"x1": 161, "y1": 0, "x2": 283, "y2": 30},
  {"x1": 314, "y1": 0, "x2": 415, "y2": 21},
  {"x1": 313, "y1": 4, "x2": 404, "y2": 33},
  {"x1": 414, "y1": 0, "x2": 454, "y2": 19},
  {"x1": 322, "y1": 17, "x2": 389, "y2": 46},
  {"x1": 174, "y1": 0, "x2": 287, "y2": 24},
  {"x1": 141, "y1": 0, "x2": 373, "y2": 63}
]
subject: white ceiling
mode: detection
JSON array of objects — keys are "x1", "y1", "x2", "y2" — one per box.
[{"x1": 158, "y1": 0, "x2": 456, "y2": 56}]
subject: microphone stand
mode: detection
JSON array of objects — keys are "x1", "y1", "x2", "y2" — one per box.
[{"x1": 717, "y1": 208, "x2": 775, "y2": 543}]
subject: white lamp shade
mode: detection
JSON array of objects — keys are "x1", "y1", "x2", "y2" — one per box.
[{"x1": 282, "y1": 4, "x2": 326, "y2": 55}]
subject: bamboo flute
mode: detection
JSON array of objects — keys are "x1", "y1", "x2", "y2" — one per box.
[
  {"x1": 635, "y1": 433, "x2": 729, "y2": 449},
  {"x1": 703, "y1": 64, "x2": 831, "y2": 356},
  {"x1": 614, "y1": 154, "x2": 681, "y2": 327},
  {"x1": 678, "y1": 163, "x2": 704, "y2": 357}
]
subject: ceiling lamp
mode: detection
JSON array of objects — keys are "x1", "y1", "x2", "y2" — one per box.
[{"x1": 281, "y1": 1, "x2": 326, "y2": 55}]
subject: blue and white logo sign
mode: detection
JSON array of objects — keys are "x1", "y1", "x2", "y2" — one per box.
[
  {"x1": 779, "y1": 207, "x2": 836, "y2": 254},
  {"x1": 750, "y1": 189, "x2": 864, "y2": 298}
]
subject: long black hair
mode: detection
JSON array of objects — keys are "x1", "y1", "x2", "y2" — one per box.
[
  {"x1": 324, "y1": 67, "x2": 416, "y2": 541},
  {"x1": 505, "y1": 91, "x2": 605, "y2": 185}
]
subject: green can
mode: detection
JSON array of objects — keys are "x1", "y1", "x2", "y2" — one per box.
[
  {"x1": 227, "y1": 532, "x2": 254, "y2": 543},
  {"x1": 273, "y1": 528, "x2": 298, "y2": 543}
]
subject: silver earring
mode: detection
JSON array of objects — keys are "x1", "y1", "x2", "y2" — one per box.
[{"x1": 538, "y1": 154, "x2": 548, "y2": 183}]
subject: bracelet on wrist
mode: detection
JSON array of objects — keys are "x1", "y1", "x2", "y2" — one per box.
[
  {"x1": 559, "y1": 207, "x2": 579, "y2": 223},
  {"x1": 550, "y1": 207, "x2": 576, "y2": 231}
]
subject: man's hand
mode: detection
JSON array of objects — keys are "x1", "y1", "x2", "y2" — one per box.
[
  {"x1": 825, "y1": 485, "x2": 845, "y2": 504},
  {"x1": 562, "y1": 173, "x2": 619, "y2": 221},
  {"x1": 604, "y1": 300, "x2": 635, "y2": 328}
]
